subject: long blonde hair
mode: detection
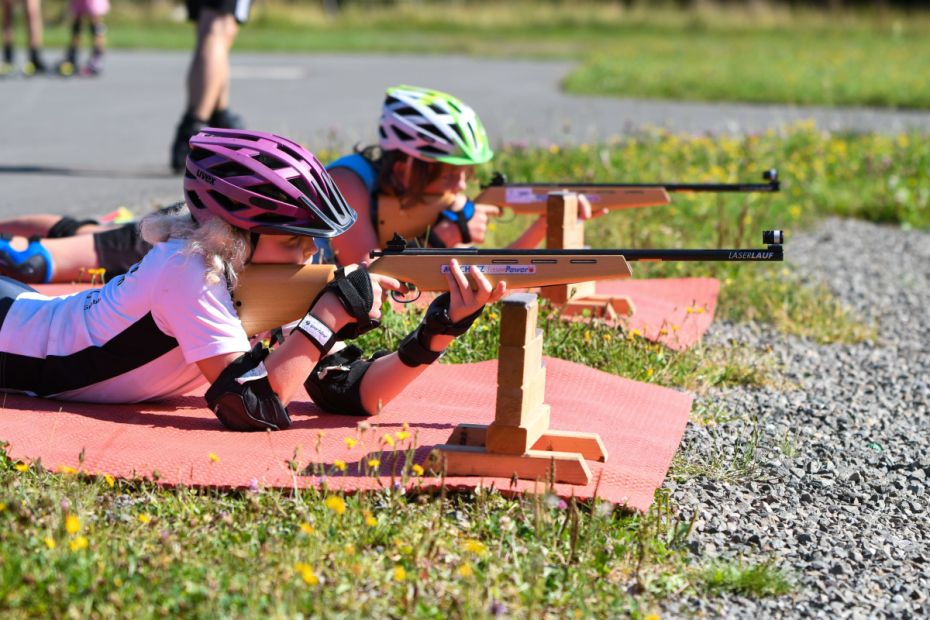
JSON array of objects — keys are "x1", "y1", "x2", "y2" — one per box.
[{"x1": 140, "y1": 203, "x2": 251, "y2": 288}]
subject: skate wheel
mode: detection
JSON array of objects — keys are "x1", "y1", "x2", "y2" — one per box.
[
  {"x1": 22, "y1": 62, "x2": 35, "y2": 76},
  {"x1": 58, "y1": 61, "x2": 75, "y2": 77}
]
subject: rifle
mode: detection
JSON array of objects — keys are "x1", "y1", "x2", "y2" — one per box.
[
  {"x1": 475, "y1": 168, "x2": 780, "y2": 214},
  {"x1": 233, "y1": 230, "x2": 784, "y2": 336},
  {"x1": 375, "y1": 170, "x2": 780, "y2": 244}
]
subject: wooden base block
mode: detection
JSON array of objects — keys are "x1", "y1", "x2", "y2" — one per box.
[
  {"x1": 495, "y1": 364, "x2": 547, "y2": 426},
  {"x1": 497, "y1": 331, "x2": 544, "y2": 387},
  {"x1": 485, "y1": 404, "x2": 551, "y2": 455},
  {"x1": 531, "y1": 429, "x2": 608, "y2": 462},
  {"x1": 560, "y1": 294, "x2": 635, "y2": 320},
  {"x1": 430, "y1": 444, "x2": 592, "y2": 485},
  {"x1": 499, "y1": 293, "x2": 540, "y2": 346},
  {"x1": 445, "y1": 422, "x2": 606, "y2": 462},
  {"x1": 541, "y1": 280, "x2": 597, "y2": 306}
]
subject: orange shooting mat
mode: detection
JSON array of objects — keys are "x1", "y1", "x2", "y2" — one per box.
[
  {"x1": 0, "y1": 358, "x2": 692, "y2": 511},
  {"x1": 593, "y1": 277, "x2": 720, "y2": 351}
]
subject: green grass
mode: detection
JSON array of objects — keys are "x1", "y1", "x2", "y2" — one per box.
[
  {"x1": 1, "y1": 449, "x2": 786, "y2": 617},
  {"x1": 696, "y1": 558, "x2": 793, "y2": 597},
  {"x1": 17, "y1": 1, "x2": 930, "y2": 108}
]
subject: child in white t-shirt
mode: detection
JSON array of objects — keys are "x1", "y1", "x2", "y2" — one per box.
[{"x1": 0, "y1": 128, "x2": 505, "y2": 431}]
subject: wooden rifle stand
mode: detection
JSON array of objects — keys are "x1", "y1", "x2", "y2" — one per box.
[
  {"x1": 428, "y1": 293, "x2": 607, "y2": 485},
  {"x1": 540, "y1": 191, "x2": 635, "y2": 321}
]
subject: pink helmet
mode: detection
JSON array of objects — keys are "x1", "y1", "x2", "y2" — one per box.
[{"x1": 183, "y1": 128, "x2": 356, "y2": 238}]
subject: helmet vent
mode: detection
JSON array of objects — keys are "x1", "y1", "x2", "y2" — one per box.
[
  {"x1": 186, "y1": 190, "x2": 207, "y2": 210},
  {"x1": 418, "y1": 145, "x2": 447, "y2": 157},
  {"x1": 189, "y1": 147, "x2": 213, "y2": 162},
  {"x1": 251, "y1": 183, "x2": 296, "y2": 206},
  {"x1": 255, "y1": 153, "x2": 284, "y2": 170},
  {"x1": 428, "y1": 103, "x2": 447, "y2": 115},
  {"x1": 251, "y1": 213, "x2": 298, "y2": 225},
  {"x1": 207, "y1": 190, "x2": 249, "y2": 212},
  {"x1": 290, "y1": 176, "x2": 315, "y2": 199},
  {"x1": 392, "y1": 126, "x2": 414, "y2": 142},
  {"x1": 395, "y1": 106, "x2": 419, "y2": 117},
  {"x1": 249, "y1": 196, "x2": 279, "y2": 210},
  {"x1": 209, "y1": 161, "x2": 254, "y2": 178}
]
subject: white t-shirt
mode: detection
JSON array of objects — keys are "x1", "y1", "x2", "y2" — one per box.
[{"x1": 0, "y1": 239, "x2": 251, "y2": 403}]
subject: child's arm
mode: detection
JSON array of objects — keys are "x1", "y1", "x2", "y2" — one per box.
[{"x1": 305, "y1": 260, "x2": 506, "y2": 416}]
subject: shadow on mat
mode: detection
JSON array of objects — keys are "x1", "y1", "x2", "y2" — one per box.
[
  {"x1": 0, "y1": 164, "x2": 176, "y2": 180},
  {"x1": 0, "y1": 394, "x2": 432, "y2": 433}
]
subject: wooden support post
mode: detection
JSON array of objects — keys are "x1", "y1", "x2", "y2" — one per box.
[
  {"x1": 540, "y1": 191, "x2": 635, "y2": 319},
  {"x1": 431, "y1": 293, "x2": 607, "y2": 486}
]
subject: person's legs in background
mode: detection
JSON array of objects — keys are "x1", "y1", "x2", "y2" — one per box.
[{"x1": 170, "y1": 1, "x2": 248, "y2": 172}]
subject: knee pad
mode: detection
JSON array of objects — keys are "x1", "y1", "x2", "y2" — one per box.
[
  {"x1": 304, "y1": 345, "x2": 390, "y2": 416},
  {"x1": 0, "y1": 235, "x2": 53, "y2": 284},
  {"x1": 204, "y1": 344, "x2": 291, "y2": 432}
]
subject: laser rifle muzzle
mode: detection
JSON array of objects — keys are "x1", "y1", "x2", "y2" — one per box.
[{"x1": 763, "y1": 230, "x2": 785, "y2": 245}]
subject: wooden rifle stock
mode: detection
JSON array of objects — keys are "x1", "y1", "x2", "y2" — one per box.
[
  {"x1": 233, "y1": 246, "x2": 632, "y2": 336},
  {"x1": 233, "y1": 231, "x2": 784, "y2": 337}
]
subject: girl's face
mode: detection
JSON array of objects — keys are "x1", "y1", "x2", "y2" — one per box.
[
  {"x1": 251, "y1": 235, "x2": 318, "y2": 265},
  {"x1": 422, "y1": 161, "x2": 471, "y2": 195},
  {"x1": 392, "y1": 157, "x2": 472, "y2": 196}
]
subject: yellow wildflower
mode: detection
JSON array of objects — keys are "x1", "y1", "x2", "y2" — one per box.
[
  {"x1": 394, "y1": 431, "x2": 410, "y2": 441},
  {"x1": 44, "y1": 536, "x2": 56, "y2": 549},
  {"x1": 0, "y1": 502, "x2": 5, "y2": 512},
  {"x1": 294, "y1": 562, "x2": 319, "y2": 586},
  {"x1": 65, "y1": 515, "x2": 81, "y2": 535},
  {"x1": 344, "y1": 543, "x2": 356, "y2": 554},
  {"x1": 646, "y1": 368, "x2": 655, "y2": 378},
  {"x1": 333, "y1": 460, "x2": 347, "y2": 472},
  {"x1": 411, "y1": 464, "x2": 424, "y2": 477},
  {"x1": 659, "y1": 328, "x2": 669, "y2": 336},
  {"x1": 324, "y1": 495, "x2": 346, "y2": 515},
  {"x1": 364, "y1": 510, "x2": 377, "y2": 527},
  {"x1": 69, "y1": 536, "x2": 89, "y2": 551},
  {"x1": 457, "y1": 562, "x2": 474, "y2": 578},
  {"x1": 382, "y1": 434, "x2": 395, "y2": 447},
  {"x1": 645, "y1": 614, "x2": 661, "y2": 620},
  {"x1": 208, "y1": 452, "x2": 220, "y2": 463},
  {"x1": 14, "y1": 462, "x2": 28, "y2": 472},
  {"x1": 686, "y1": 307, "x2": 694, "y2": 314},
  {"x1": 300, "y1": 522, "x2": 315, "y2": 535},
  {"x1": 367, "y1": 458, "x2": 380, "y2": 470},
  {"x1": 487, "y1": 312, "x2": 498, "y2": 321},
  {"x1": 393, "y1": 566, "x2": 406, "y2": 582},
  {"x1": 583, "y1": 330, "x2": 591, "y2": 343},
  {"x1": 695, "y1": 307, "x2": 705, "y2": 314},
  {"x1": 344, "y1": 437, "x2": 357, "y2": 449},
  {"x1": 138, "y1": 514, "x2": 151, "y2": 525},
  {"x1": 462, "y1": 539, "x2": 487, "y2": 556},
  {"x1": 58, "y1": 465, "x2": 77, "y2": 475},
  {"x1": 603, "y1": 333, "x2": 612, "y2": 342},
  {"x1": 104, "y1": 474, "x2": 115, "y2": 488}
]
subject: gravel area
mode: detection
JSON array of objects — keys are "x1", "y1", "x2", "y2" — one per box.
[{"x1": 663, "y1": 218, "x2": 930, "y2": 618}]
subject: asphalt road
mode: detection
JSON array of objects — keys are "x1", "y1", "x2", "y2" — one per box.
[{"x1": 3, "y1": 50, "x2": 930, "y2": 216}]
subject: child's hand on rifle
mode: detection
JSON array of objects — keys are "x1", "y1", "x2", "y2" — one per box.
[
  {"x1": 443, "y1": 258, "x2": 507, "y2": 323},
  {"x1": 577, "y1": 194, "x2": 610, "y2": 222}
]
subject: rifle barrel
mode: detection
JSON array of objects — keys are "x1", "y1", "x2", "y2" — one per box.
[{"x1": 482, "y1": 169, "x2": 780, "y2": 193}]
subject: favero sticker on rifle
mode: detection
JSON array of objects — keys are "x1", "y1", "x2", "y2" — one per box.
[
  {"x1": 504, "y1": 187, "x2": 545, "y2": 204},
  {"x1": 441, "y1": 264, "x2": 537, "y2": 275}
]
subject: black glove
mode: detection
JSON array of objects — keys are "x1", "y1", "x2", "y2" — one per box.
[{"x1": 396, "y1": 292, "x2": 485, "y2": 367}]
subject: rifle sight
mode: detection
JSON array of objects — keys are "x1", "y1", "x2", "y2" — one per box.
[{"x1": 763, "y1": 230, "x2": 784, "y2": 245}]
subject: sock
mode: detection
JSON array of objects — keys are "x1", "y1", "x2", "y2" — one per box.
[{"x1": 2, "y1": 43, "x2": 12, "y2": 64}]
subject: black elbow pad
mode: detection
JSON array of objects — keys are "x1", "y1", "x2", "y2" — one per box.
[
  {"x1": 304, "y1": 345, "x2": 389, "y2": 416},
  {"x1": 205, "y1": 344, "x2": 291, "y2": 432}
]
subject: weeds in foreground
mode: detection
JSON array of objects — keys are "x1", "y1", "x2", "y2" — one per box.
[
  {"x1": 696, "y1": 558, "x2": 793, "y2": 598},
  {"x1": 0, "y1": 448, "x2": 791, "y2": 617},
  {"x1": 671, "y1": 420, "x2": 764, "y2": 483}
]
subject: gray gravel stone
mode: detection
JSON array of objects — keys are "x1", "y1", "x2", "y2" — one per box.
[{"x1": 662, "y1": 219, "x2": 930, "y2": 618}]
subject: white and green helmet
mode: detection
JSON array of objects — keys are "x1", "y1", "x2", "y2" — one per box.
[{"x1": 378, "y1": 85, "x2": 494, "y2": 166}]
